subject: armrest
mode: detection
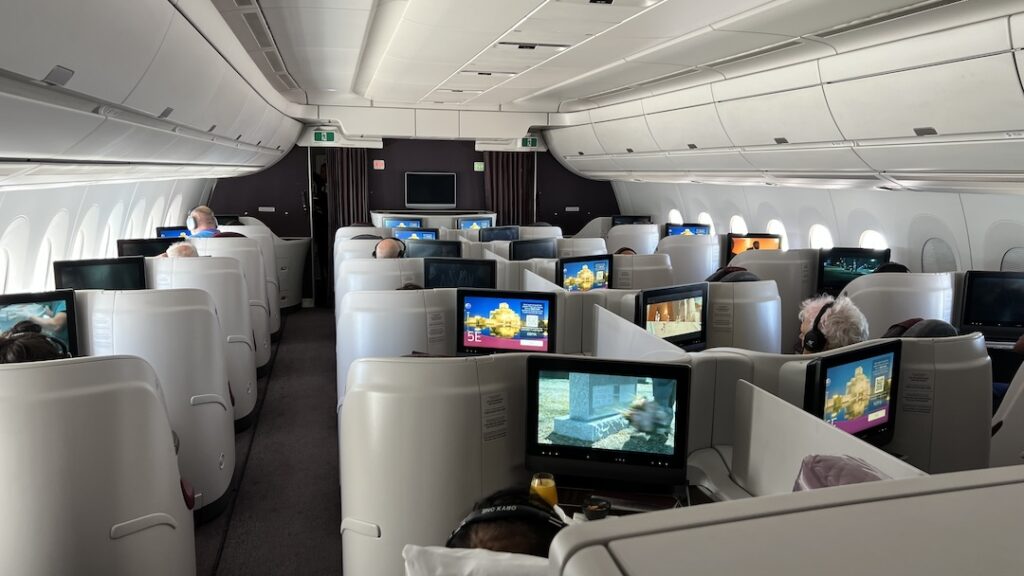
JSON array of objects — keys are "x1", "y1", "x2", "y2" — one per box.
[{"x1": 190, "y1": 394, "x2": 229, "y2": 411}]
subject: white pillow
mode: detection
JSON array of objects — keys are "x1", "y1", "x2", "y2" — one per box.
[{"x1": 403, "y1": 545, "x2": 548, "y2": 576}]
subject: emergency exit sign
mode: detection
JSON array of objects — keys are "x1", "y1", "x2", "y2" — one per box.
[
  {"x1": 521, "y1": 136, "x2": 538, "y2": 148},
  {"x1": 314, "y1": 131, "x2": 335, "y2": 142}
]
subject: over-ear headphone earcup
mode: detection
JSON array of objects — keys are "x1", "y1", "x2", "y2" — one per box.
[{"x1": 803, "y1": 302, "x2": 834, "y2": 353}]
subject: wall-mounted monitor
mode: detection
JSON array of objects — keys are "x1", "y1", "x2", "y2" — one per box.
[
  {"x1": 725, "y1": 233, "x2": 782, "y2": 263},
  {"x1": 405, "y1": 239, "x2": 462, "y2": 259},
  {"x1": 156, "y1": 226, "x2": 190, "y2": 238},
  {"x1": 424, "y1": 258, "x2": 497, "y2": 289},
  {"x1": 665, "y1": 223, "x2": 711, "y2": 237},
  {"x1": 557, "y1": 254, "x2": 613, "y2": 292},
  {"x1": 479, "y1": 226, "x2": 520, "y2": 243},
  {"x1": 457, "y1": 289, "x2": 556, "y2": 355},
  {"x1": 509, "y1": 238, "x2": 557, "y2": 261},
  {"x1": 818, "y1": 248, "x2": 892, "y2": 297},
  {"x1": 611, "y1": 215, "x2": 653, "y2": 226},
  {"x1": 116, "y1": 238, "x2": 182, "y2": 258},
  {"x1": 0, "y1": 289, "x2": 78, "y2": 357},
  {"x1": 457, "y1": 217, "x2": 492, "y2": 230},
  {"x1": 383, "y1": 217, "x2": 424, "y2": 229},
  {"x1": 526, "y1": 356, "x2": 690, "y2": 486},
  {"x1": 392, "y1": 228, "x2": 439, "y2": 241},
  {"x1": 636, "y1": 283, "x2": 708, "y2": 351},
  {"x1": 405, "y1": 172, "x2": 456, "y2": 209},
  {"x1": 53, "y1": 257, "x2": 147, "y2": 291},
  {"x1": 803, "y1": 340, "x2": 901, "y2": 447},
  {"x1": 960, "y1": 271, "x2": 1024, "y2": 344}
]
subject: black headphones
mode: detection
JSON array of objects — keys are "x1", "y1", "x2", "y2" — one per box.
[
  {"x1": 371, "y1": 238, "x2": 406, "y2": 258},
  {"x1": 802, "y1": 301, "x2": 835, "y2": 353},
  {"x1": 446, "y1": 502, "x2": 566, "y2": 548}
]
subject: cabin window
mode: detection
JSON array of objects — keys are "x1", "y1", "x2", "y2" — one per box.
[
  {"x1": 808, "y1": 224, "x2": 834, "y2": 249},
  {"x1": 668, "y1": 209, "x2": 683, "y2": 225},
  {"x1": 1001, "y1": 247, "x2": 1024, "y2": 272},
  {"x1": 0, "y1": 248, "x2": 8, "y2": 294},
  {"x1": 729, "y1": 215, "x2": 748, "y2": 235},
  {"x1": 127, "y1": 199, "x2": 148, "y2": 240},
  {"x1": 166, "y1": 195, "x2": 184, "y2": 226},
  {"x1": 859, "y1": 229, "x2": 888, "y2": 250},
  {"x1": 923, "y1": 238, "x2": 958, "y2": 272},
  {"x1": 32, "y1": 238, "x2": 53, "y2": 291},
  {"x1": 71, "y1": 205, "x2": 100, "y2": 260},
  {"x1": 103, "y1": 203, "x2": 125, "y2": 258},
  {"x1": 34, "y1": 212, "x2": 69, "y2": 290},
  {"x1": 767, "y1": 219, "x2": 789, "y2": 251},
  {"x1": 697, "y1": 212, "x2": 716, "y2": 235}
]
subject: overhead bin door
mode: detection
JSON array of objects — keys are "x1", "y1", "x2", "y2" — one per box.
[
  {"x1": 592, "y1": 117, "x2": 660, "y2": 154},
  {"x1": 613, "y1": 153, "x2": 676, "y2": 171},
  {"x1": 855, "y1": 139, "x2": 1024, "y2": 173},
  {"x1": 0, "y1": 92, "x2": 103, "y2": 159},
  {"x1": 646, "y1": 105, "x2": 734, "y2": 151},
  {"x1": 717, "y1": 87, "x2": 844, "y2": 146},
  {"x1": 664, "y1": 151, "x2": 755, "y2": 172},
  {"x1": 742, "y1": 147, "x2": 871, "y2": 172},
  {"x1": 543, "y1": 125, "x2": 607, "y2": 157},
  {"x1": 563, "y1": 156, "x2": 624, "y2": 172}
]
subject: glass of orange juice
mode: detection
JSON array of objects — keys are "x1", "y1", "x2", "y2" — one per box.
[{"x1": 530, "y1": 472, "x2": 558, "y2": 507}]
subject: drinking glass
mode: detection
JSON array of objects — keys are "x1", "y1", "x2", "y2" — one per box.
[{"x1": 530, "y1": 472, "x2": 558, "y2": 507}]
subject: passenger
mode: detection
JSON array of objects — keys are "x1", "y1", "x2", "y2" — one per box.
[
  {"x1": 165, "y1": 241, "x2": 198, "y2": 258},
  {"x1": 797, "y1": 295, "x2": 869, "y2": 354},
  {"x1": 187, "y1": 205, "x2": 220, "y2": 238},
  {"x1": 398, "y1": 283, "x2": 424, "y2": 291},
  {"x1": 0, "y1": 332, "x2": 68, "y2": 363},
  {"x1": 614, "y1": 247, "x2": 637, "y2": 255},
  {"x1": 446, "y1": 487, "x2": 566, "y2": 558},
  {"x1": 213, "y1": 231, "x2": 247, "y2": 238},
  {"x1": 903, "y1": 319, "x2": 958, "y2": 338},
  {"x1": 873, "y1": 262, "x2": 911, "y2": 274},
  {"x1": 372, "y1": 238, "x2": 406, "y2": 259},
  {"x1": 706, "y1": 266, "x2": 758, "y2": 282}
]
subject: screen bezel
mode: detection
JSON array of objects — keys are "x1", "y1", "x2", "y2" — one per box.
[
  {"x1": 960, "y1": 270, "x2": 1024, "y2": 341},
  {"x1": 665, "y1": 223, "x2": 711, "y2": 237},
  {"x1": 635, "y1": 282, "x2": 709, "y2": 351},
  {"x1": 724, "y1": 233, "x2": 782, "y2": 263},
  {"x1": 405, "y1": 239, "x2": 463, "y2": 259},
  {"x1": 391, "y1": 227, "x2": 439, "y2": 241},
  {"x1": 526, "y1": 355, "x2": 690, "y2": 486},
  {"x1": 456, "y1": 217, "x2": 492, "y2": 230},
  {"x1": 817, "y1": 247, "x2": 892, "y2": 297},
  {"x1": 405, "y1": 172, "x2": 457, "y2": 209},
  {"x1": 456, "y1": 288, "x2": 557, "y2": 355},
  {"x1": 556, "y1": 254, "x2": 614, "y2": 291},
  {"x1": 156, "y1": 226, "x2": 191, "y2": 238},
  {"x1": 423, "y1": 258, "x2": 497, "y2": 289},
  {"x1": 804, "y1": 339, "x2": 902, "y2": 447},
  {"x1": 53, "y1": 257, "x2": 147, "y2": 291},
  {"x1": 0, "y1": 289, "x2": 80, "y2": 357},
  {"x1": 611, "y1": 215, "x2": 653, "y2": 226},
  {"x1": 509, "y1": 238, "x2": 557, "y2": 261},
  {"x1": 383, "y1": 217, "x2": 424, "y2": 229},
  {"x1": 116, "y1": 238, "x2": 181, "y2": 257},
  {"x1": 478, "y1": 226, "x2": 520, "y2": 243}
]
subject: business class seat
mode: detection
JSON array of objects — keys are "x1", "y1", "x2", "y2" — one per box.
[
  {"x1": 729, "y1": 248, "x2": 818, "y2": 347},
  {"x1": 336, "y1": 225, "x2": 391, "y2": 242},
  {"x1": 611, "y1": 253, "x2": 673, "y2": 290},
  {"x1": 841, "y1": 272, "x2": 954, "y2": 339},
  {"x1": 220, "y1": 224, "x2": 281, "y2": 336},
  {"x1": 990, "y1": 358, "x2": 1024, "y2": 468},
  {"x1": 147, "y1": 256, "x2": 258, "y2": 422},
  {"x1": 0, "y1": 356, "x2": 195, "y2": 575},
  {"x1": 655, "y1": 234, "x2": 720, "y2": 285},
  {"x1": 76, "y1": 289, "x2": 236, "y2": 511},
  {"x1": 605, "y1": 223, "x2": 660, "y2": 255},
  {"x1": 238, "y1": 216, "x2": 310, "y2": 309},
  {"x1": 190, "y1": 237, "x2": 272, "y2": 367},
  {"x1": 556, "y1": 238, "x2": 607, "y2": 258},
  {"x1": 518, "y1": 225, "x2": 563, "y2": 240},
  {"x1": 707, "y1": 281, "x2": 783, "y2": 353},
  {"x1": 335, "y1": 258, "x2": 424, "y2": 316}
]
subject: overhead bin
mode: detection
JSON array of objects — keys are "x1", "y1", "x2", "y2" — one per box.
[
  {"x1": 0, "y1": 91, "x2": 103, "y2": 159},
  {"x1": 201, "y1": 69, "x2": 248, "y2": 140},
  {"x1": 543, "y1": 124, "x2": 607, "y2": 156},
  {"x1": 62, "y1": 117, "x2": 176, "y2": 162},
  {"x1": 611, "y1": 153, "x2": 677, "y2": 171},
  {"x1": 563, "y1": 156, "x2": 624, "y2": 172},
  {"x1": 855, "y1": 138, "x2": 1024, "y2": 173},
  {"x1": 664, "y1": 151, "x2": 756, "y2": 172},
  {"x1": 646, "y1": 104, "x2": 734, "y2": 151},
  {"x1": 742, "y1": 146, "x2": 871, "y2": 172},
  {"x1": 592, "y1": 116, "x2": 660, "y2": 154},
  {"x1": 642, "y1": 84, "x2": 715, "y2": 114},
  {"x1": 0, "y1": 0, "x2": 173, "y2": 104},
  {"x1": 717, "y1": 86, "x2": 844, "y2": 146},
  {"x1": 227, "y1": 93, "x2": 271, "y2": 144}
]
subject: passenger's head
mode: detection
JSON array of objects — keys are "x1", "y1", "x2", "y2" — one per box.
[
  {"x1": 614, "y1": 247, "x2": 637, "y2": 255},
  {"x1": 873, "y1": 262, "x2": 911, "y2": 274},
  {"x1": 213, "y1": 231, "x2": 246, "y2": 238},
  {"x1": 187, "y1": 205, "x2": 218, "y2": 233},
  {"x1": 706, "y1": 266, "x2": 760, "y2": 283},
  {"x1": 903, "y1": 319, "x2": 958, "y2": 338},
  {"x1": 798, "y1": 295, "x2": 869, "y2": 354},
  {"x1": 166, "y1": 242, "x2": 198, "y2": 258},
  {"x1": 372, "y1": 238, "x2": 405, "y2": 259},
  {"x1": 398, "y1": 282, "x2": 423, "y2": 291},
  {"x1": 447, "y1": 488, "x2": 565, "y2": 558},
  {"x1": 0, "y1": 332, "x2": 69, "y2": 364}
]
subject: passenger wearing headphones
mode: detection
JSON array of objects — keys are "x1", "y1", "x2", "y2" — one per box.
[
  {"x1": 798, "y1": 295, "x2": 869, "y2": 354},
  {"x1": 164, "y1": 241, "x2": 198, "y2": 258},
  {"x1": 187, "y1": 205, "x2": 220, "y2": 238},
  {"x1": 447, "y1": 487, "x2": 566, "y2": 557},
  {"x1": 0, "y1": 331, "x2": 70, "y2": 363},
  {"x1": 372, "y1": 238, "x2": 406, "y2": 259}
]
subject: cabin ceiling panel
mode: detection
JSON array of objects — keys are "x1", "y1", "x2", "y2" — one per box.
[
  {"x1": 545, "y1": 62, "x2": 690, "y2": 102},
  {"x1": 714, "y1": 0, "x2": 928, "y2": 37},
  {"x1": 260, "y1": 5, "x2": 370, "y2": 92},
  {"x1": 627, "y1": 30, "x2": 794, "y2": 67},
  {"x1": 605, "y1": 0, "x2": 769, "y2": 42}
]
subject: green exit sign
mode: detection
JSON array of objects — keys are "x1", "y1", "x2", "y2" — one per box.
[
  {"x1": 521, "y1": 136, "x2": 538, "y2": 148},
  {"x1": 314, "y1": 131, "x2": 336, "y2": 142}
]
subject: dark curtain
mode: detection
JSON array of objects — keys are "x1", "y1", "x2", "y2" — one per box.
[
  {"x1": 484, "y1": 151, "x2": 535, "y2": 226},
  {"x1": 324, "y1": 147, "x2": 368, "y2": 296}
]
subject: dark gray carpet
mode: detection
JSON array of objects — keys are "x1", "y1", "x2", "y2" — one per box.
[{"x1": 196, "y1": 308, "x2": 341, "y2": 575}]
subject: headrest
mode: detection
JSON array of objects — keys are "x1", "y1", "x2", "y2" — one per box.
[
  {"x1": 352, "y1": 234, "x2": 383, "y2": 240},
  {"x1": 873, "y1": 262, "x2": 911, "y2": 274},
  {"x1": 902, "y1": 319, "x2": 959, "y2": 338},
  {"x1": 706, "y1": 266, "x2": 756, "y2": 282},
  {"x1": 880, "y1": 318, "x2": 923, "y2": 338}
]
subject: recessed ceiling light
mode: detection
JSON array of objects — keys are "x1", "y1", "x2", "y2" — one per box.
[{"x1": 324, "y1": 89, "x2": 338, "y2": 92}]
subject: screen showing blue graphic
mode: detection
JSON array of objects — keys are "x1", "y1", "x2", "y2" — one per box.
[
  {"x1": 666, "y1": 224, "x2": 711, "y2": 237},
  {"x1": 384, "y1": 218, "x2": 423, "y2": 229},
  {"x1": 559, "y1": 257, "x2": 612, "y2": 292},
  {"x1": 157, "y1": 226, "x2": 191, "y2": 238},
  {"x1": 461, "y1": 294, "x2": 552, "y2": 353},
  {"x1": 822, "y1": 351, "x2": 895, "y2": 436},
  {"x1": 458, "y1": 217, "x2": 492, "y2": 230},
  {"x1": 393, "y1": 228, "x2": 438, "y2": 241}
]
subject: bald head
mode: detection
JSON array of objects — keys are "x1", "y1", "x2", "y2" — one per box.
[
  {"x1": 188, "y1": 205, "x2": 218, "y2": 232},
  {"x1": 374, "y1": 238, "x2": 404, "y2": 259},
  {"x1": 166, "y1": 241, "x2": 198, "y2": 258}
]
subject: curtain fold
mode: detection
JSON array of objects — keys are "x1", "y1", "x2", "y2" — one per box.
[
  {"x1": 484, "y1": 152, "x2": 535, "y2": 226},
  {"x1": 324, "y1": 147, "x2": 368, "y2": 295}
]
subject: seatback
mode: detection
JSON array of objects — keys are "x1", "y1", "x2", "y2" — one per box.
[
  {"x1": 730, "y1": 248, "x2": 818, "y2": 348},
  {"x1": 842, "y1": 273, "x2": 954, "y2": 339},
  {"x1": 275, "y1": 236, "x2": 310, "y2": 309},
  {"x1": 656, "y1": 234, "x2": 721, "y2": 285},
  {"x1": 76, "y1": 289, "x2": 235, "y2": 510},
  {"x1": 495, "y1": 258, "x2": 557, "y2": 290},
  {"x1": 612, "y1": 253, "x2": 673, "y2": 290},
  {"x1": 518, "y1": 225, "x2": 563, "y2": 240},
  {"x1": 992, "y1": 359, "x2": 1024, "y2": 467},
  {"x1": 606, "y1": 224, "x2": 660, "y2": 255},
  {"x1": 556, "y1": 238, "x2": 608, "y2": 258},
  {"x1": 336, "y1": 226, "x2": 390, "y2": 242},
  {"x1": 336, "y1": 258, "x2": 425, "y2": 314},
  {"x1": 147, "y1": 257, "x2": 257, "y2": 421},
  {"x1": 333, "y1": 238, "x2": 388, "y2": 314},
  {"x1": 190, "y1": 237, "x2": 271, "y2": 367},
  {"x1": 0, "y1": 356, "x2": 195, "y2": 575},
  {"x1": 707, "y1": 281, "x2": 783, "y2": 353},
  {"x1": 220, "y1": 225, "x2": 281, "y2": 335}
]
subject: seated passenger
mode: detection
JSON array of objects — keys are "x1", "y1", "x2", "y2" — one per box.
[
  {"x1": 372, "y1": 238, "x2": 405, "y2": 259},
  {"x1": 0, "y1": 332, "x2": 68, "y2": 363},
  {"x1": 706, "y1": 266, "x2": 760, "y2": 283},
  {"x1": 213, "y1": 231, "x2": 247, "y2": 238},
  {"x1": 798, "y1": 295, "x2": 869, "y2": 354},
  {"x1": 873, "y1": 262, "x2": 911, "y2": 274},
  {"x1": 903, "y1": 319, "x2": 958, "y2": 338},
  {"x1": 165, "y1": 242, "x2": 198, "y2": 258},
  {"x1": 187, "y1": 205, "x2": 220, "y2": 238},
  {"x1": 447, "y1": 488, "x2": 566, "y2": 558},
  {"x1": 614, "y1": 247, "x2": 637, "y2": 255}
]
